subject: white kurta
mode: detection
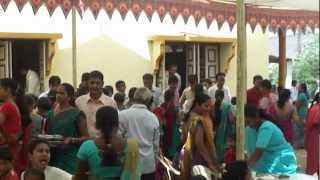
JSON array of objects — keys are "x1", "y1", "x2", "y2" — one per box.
[{"x1": 25, "y1": 70, "x2": 40, "y2": 96}]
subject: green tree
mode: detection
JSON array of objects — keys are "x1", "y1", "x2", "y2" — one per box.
[
  {"x1": 268, "y1": 63, "x2": 278, "y2": 86},
  {"x1": 293, "y1": 33, "x2": 320, "y2": 96}
]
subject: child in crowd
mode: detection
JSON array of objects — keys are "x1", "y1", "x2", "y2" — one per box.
[
  {"x1": 103, "y1": 85, "x2": 114, "y2": 97},
  {"x1": 125, "y1": 87, "x2": 137, "y2": 109},
  {"x1": 224, "y1": 136, "x2": 236, "y2": 164},
  {"x1": 0, "y1": 147, "x2": 19, "y2": 180},
  {"x1": 114, "y1": 80, "x2": 129, "y2": 105},
  {"x1": 231, "y1": 97, "x2": 236, "y2": 106},
  {"x1": 231, "y1": 97, "x2": 237, "y2": 116},
  {"x1": 23, "y1": 169, "x2": 45, "y2": 180},
  {"x1": 114, "y1": 93, "x2": 126, "y2": 111},
  {"x1": 47, "y1": 90, "x2": 57, "y2": 107},
  {"x1": 36, "y1": 97, "x2": 53, "y2": 134},
  {"x1": 115, "y1": 80, "x2": 126, "y2": 95},
  {"x1": 25, "y1": 95, "x2": 42, "y2": 136},
  {"x1": 21, "y1": 139, "x2": 71, "y2": 180},
  {"x1": 202, "y1": 78, "x2": 213, "y2": 92}
]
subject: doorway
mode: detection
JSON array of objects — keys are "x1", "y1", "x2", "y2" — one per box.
[
  {"x1": 11, "y1": 40, "x2": 42, "y2": 88},
  {"x1": 0, "y1": 39, "x2": 46, "y2": 92},
  {"x1": 163, "y1": 42, "x2": 220, "y2": 91},
  {"x1": 165, "y1": 43, "x2": 187, "y2": 93}
]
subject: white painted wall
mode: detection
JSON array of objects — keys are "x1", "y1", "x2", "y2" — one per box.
[{"x1": 0, "y1": 2, "x2": 269, "y2": 93}]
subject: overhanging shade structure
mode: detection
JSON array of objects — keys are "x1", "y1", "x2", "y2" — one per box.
[
  {"x1": 213, "y1": 0, "x2": 319, "y2": 11},
  {"x1": 1, "y1": 0, "x2": 318, "y2": 34}
]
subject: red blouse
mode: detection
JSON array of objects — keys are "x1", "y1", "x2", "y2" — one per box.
[
  {"x1": 4, "y1": 169, "x2": 19, "y2": 180},
  {"x1": 0, "y1": 102, "x2": 22, "y2": 140},
  {"x1": 0, "y1": 102, "x2": 22, "y2": 173},
  {"x1": 247, "y1": 87, "x2": 263, "y2": 106}
]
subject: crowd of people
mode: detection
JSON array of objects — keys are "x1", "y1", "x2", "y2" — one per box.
[{"x1": 0, "y1": 64, "x2": 319, "y2": 180}]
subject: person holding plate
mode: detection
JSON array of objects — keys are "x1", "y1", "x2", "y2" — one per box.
[{"x1": 47, "y1": 83, "x2": 89, "y2": 174}]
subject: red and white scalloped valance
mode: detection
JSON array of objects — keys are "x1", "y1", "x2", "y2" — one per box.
[{"x1": 1, "y1": 0, "x2": 319, "y2": 33}]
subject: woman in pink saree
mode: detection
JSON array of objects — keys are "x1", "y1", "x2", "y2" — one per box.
[
  {"x1": 272, "y1": 89, "x2": 298, "y2": 145},
  {"x1": 305, "y1": 92, "x2": 320, "y2": 175}
]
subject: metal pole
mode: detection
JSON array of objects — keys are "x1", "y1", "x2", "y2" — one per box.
[
  {"x1": 236, "y1": 0, "x2": 247, "y2": 160},
  {"x1": 72, "y1": 6, "x2": 77, "y2": 87}
]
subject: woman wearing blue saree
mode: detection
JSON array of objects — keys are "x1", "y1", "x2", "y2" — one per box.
[
  {"x1": 245, "y1": 104, "x2": 297, "y2": 176},
  {"x1": 294, "y1": 83, "x2": 309, "y2": 148}
]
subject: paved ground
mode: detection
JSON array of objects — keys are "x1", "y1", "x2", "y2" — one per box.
[
  {"x1": 295, "y1": 149, "x2": 319, "y2": 179},
  {"x1": 295, "y1": 149, "x2": 307, "y2": 171}
]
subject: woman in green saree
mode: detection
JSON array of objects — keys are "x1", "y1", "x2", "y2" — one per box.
[
  {"x1": 74, "y1": 106, "x2": 141, "y2": 180},
  {"x1": 47, "y1": 83, "x2": 89, "y2": 174},
  {"x1": 213, "y1": 90, "x2": 235, "y2": 163}
]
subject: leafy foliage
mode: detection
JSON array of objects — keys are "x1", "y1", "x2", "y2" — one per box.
[
  {"x1": 268, "y1": 63, "x2": 278, "y2": 86},
  {"x1": 293, "y1": 33, "x2": 320, "y2": 95}
]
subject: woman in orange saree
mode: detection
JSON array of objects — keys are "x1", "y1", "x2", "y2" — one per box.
[{"x1": 181, "y1": 93, "x2": 220, "y2": 180}]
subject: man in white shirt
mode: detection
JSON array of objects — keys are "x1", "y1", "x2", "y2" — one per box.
[
  {"x1": 208, "y1": 72, "x2": 231, "y2": 103},
  {"x1": 290, "y1": 80, "x2": 298, "y2": 103},
  {"x1": 163, "y1": 64, "x2": 181, "y2": 96},
  {"x1": 180, "y1": 74, "x2": 198, "y2": 113},
  {"x1": 168, "y1": 64, "x2": 181, "y2": 93},
  {"x1": 75, "y1": 70, "x2": 117, "y2": 137},
  {"x1": 202, "y1": 78, "x2": 213, "y2": 93},
  {"x1": 22, "y1": 69, "x2": 40, "y2": 96},
  {"x1": 164, "y1": 75, "x2": 179, "y2": 106},
  {"x1": 39, "y1": 76, "x2": 61, "y2": 98},
  {"x1": 143, "y1": 73, "x2": 161, "y2": 109},
  {"x1": 119, "y1": 87, "x2": 160, "y2": 180}
]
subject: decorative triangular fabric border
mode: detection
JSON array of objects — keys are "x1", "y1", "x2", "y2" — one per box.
[{"x1": 0, "y1": 0, "x2": 318, "y2": 33}]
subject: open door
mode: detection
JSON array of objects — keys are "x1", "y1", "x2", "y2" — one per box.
[
  {"x1": 39, "y1": 41, "x2": 47, "y2": 92},
  {"x1": 155, "y1": 41, "x2": 222, "y2": 90},
  {"x1": 186, "y1": 43, "x2": 204, "y2": 85},
  {"x1": 185, "y1": 43, "x2": 199, "y2": 86},
  {"x1": 186, "y1": 44, "x2": 196, "y2": 76},
  {"x1": 0, "y1": 41, "x2": 12, "y2": 78},
  {"x1": 204, "y1": 46, "x2": 219, "y2": 80}
]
